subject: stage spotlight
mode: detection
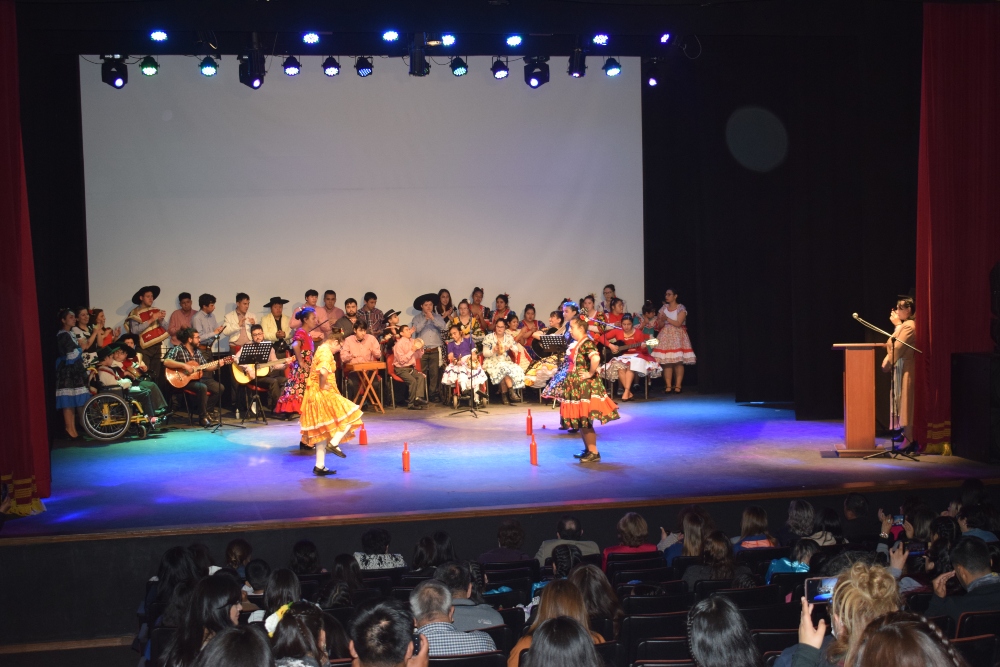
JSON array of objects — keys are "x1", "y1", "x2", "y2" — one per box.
[
  {"x1": 356, "y1": 56, "x2": 374, "y2": 77},
  {"x1": 523, "y1": 56, "x2": 549, "y2": 89},
  {"x1": 101, "y1": 57, "x2": 128, "y2": 89},
  {"x1": 199, "y1": 56, "x2": 218, "y2": 76},
  {"x1": 450, "y1": 57, "x2": 468, "y2": 76},
  {"x1": 568, "y1": 49, "x2": 586, "y2": 78},
  {"x1": 660, "y1": 33, "x2": 671, "y2": 44},
  {"x1": 645, "y1": 59, "x2": 662, "y2": 87},
  {"x1": 239, "y1": 51, "x2": 265, "y2": 89},
  {"x1": 442, "y1": 34, "x2": 456, "y2": 46},
  {"x1": 283, "y1": 56, "x2": 301, "y2": 76},
  {"x1": 648, "y1": 76, "x2": 658, "y2": 86},
  {"x1": 150, "y1": 30, "x2": 167, "y2": 42},
  {"x1": 491, "y1": 57, "x2": 509, "y2": 79},
  {"x1": 592, "y1": 34, "x2": 609, "y2": 46},
  {"x1": 322, "y1": 56, "x2": 340, "y2": 76},
  {"x1": 303, "y1": 32, "x2": 320, "y2": 44},
  {"x1": 383, "y1": 30, "x2": 399, "y2": 42},
  {"x1": 507, "y1": 35, "x2": 522, "y2": 47},
  {"x1": 139, "y1": 56, "x2": 158, "y2": 76},
  {"x1": 602, "y1": 57, "x2": 621, "y2": 77},
  {"x1": 409, "y1": 43, "x2": 430, "y2": 77}
]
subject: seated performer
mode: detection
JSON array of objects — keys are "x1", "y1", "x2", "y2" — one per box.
[
  {"x1": 513, "y1": 304, "x2": 540, "y2": 355},
  {"x1": 358, "y1": 292, "x2": 385, "y2": 339},
  {"x1": 291, "y1": 290, "x2": 328, "y2": 342},
  {"x1": 487, "y1": 293, "x2": 512, "y2": 332},
  {"x1": 95, "y1": 344, "x2": 160, "y2": 423},
  {"x1": 320, "y1": 290, "x2": 345, "y2": 336},
  {"x1": 605, "y1": 298, "x2": 626, "y2": 326},
  {"x1": 260, "y1": 296, "x2": 292, "y2": 355},
  {"x1": 380, "y1": 309, "x2": 403, "y2": 355},
  {"x1": 579, "y1": 294, "x2": 606, "y2": 338},
  {"x1": 222, "y1": 292, "x2": 256, "y2": 356},
  {"x1": 436, "y1": 289, "x2": 456, "y2": 321},
  {"x1": 90, "y1": 309, "x2": 121, "y2": 348},
  {"x1": 167, "y1": 292, "x2": 195, "y2": 347},
  {"x1": 341, "y1": 321, "x2": 383, "y2": 400},
  {"x1": 126, "y1": 285, "x2": 169, "y2": 384},
  {"x1": 391, "y1": 324, "x2": 427, "y2": 410},
  {"x1": 469, "y1": 287, "x2": 492, "y2": 333},
  {"x1": 450, "y1": 300, "x2": 484, "y2": 346},
  {"x1": 524, "y1": 309, "x2": 564, "y2": 389},
  {"x1": 638, "y1": 301, "x2": 659, "y2": 337},
  {"x1": 504, "y1": 313, "x2": 532, "y2": 372},
  {"x1": 333, "y1": 298, "x2": 361, "y2": 336},
  {"x1": 237, "y1": 325, "x2": 290, "y2": 411},
  {"x1": 442, "y1": 324, "x2": 488, "y2": 401},
  {"x1": 412, "y1": 294, "x2": 448, "y2": 403},
  {"x1": 482, "y1": 318, "x2": 526, "y2": 404},
  {"x1": 599, "y1": 284, "x2": 628, "y2": 315},
  {"x1": 600, "y1": 314, "x2": 661, "y2": 401},
  {"x1": 164, "y1": 327, "x2": 227, "y2": 427},
  {"x1": 191, "y1": 293, "x2": 227, "y2": 353},
  {"x1": 115, "y1": 333, "x2": 169, "y2": 416}
]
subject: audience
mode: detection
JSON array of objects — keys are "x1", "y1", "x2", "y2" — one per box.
[
  {"x1": 332, "y1": 554, "x2": 366, "y2": 592},
  {"x1": 567, "y1": 564, "x2": 623, "y2": 640},
  {"x1": 314, "y1": 580, "x2": 352, "y2": 609},
  {"x1": 521, "y1": 616, "x2": 604, "y2": 667},
  {"x1": 807, "y1": 507, "x2": 846, "y2": 546},
  {"x1": 479, "y1": 519, "x2": 531, "y2": 563},
  {"x1": 246, "y1": 559, "x2": 272, "y2": 596},
  {"x1": 778, "y1": 500, "x2": 815, "y2": 547},
  {"x1": 410, "y1": 537, "x2": 437, "y2": 576},
  {"x1": 844, "y1": 611, "x2": 971, "y2": 667},
  {"x1": 432, "y1": 531, "x2": 458, "y2": 566},
  {"x1": 662, "y1": 507, "x2": 709, "y2": 566},
  {"x1": 534, "y1": 514, "x2": 600, "y2": 565},
  {"x1": 225, "y1": 539, "x2": 253, "y2": 579},
  {"x1": 271, "y1": 601, "x2": 327, "y2": 667},
  {"x1": 191, "y1": 626, "x2": 274, "y2": 667},
  {"x1": 248, "y1": 569, "x2": 302, "y2": 623},
  {"x1": 290, "y1": 540, "x2": 325, "y2": 575},
  {"x1": 602, "y1": 511, "x2": 657, "y2": 570},
  {"x1": 355, "y1": 528, "x2": 406, "y2": 570},
  {"x1": 411, "y1": 579, "x2": 497, "y2": 656},
  {"x1": 687, "y1": 595, "x2": 763, "y2": 667},
  {"x1": 509, "y1": 579, "x2": 605, "y2": 667},
  {"x1": 732, "y1": 506, "x2": 778, "y2": 552},
  {"x1": 957, "y1": 504, "x2": 999, "y2": 543},
  {"x1": 765, "y1": 538, "x2": 820, "y2": 584},
  {"x1": 162, "y1": 573, "x2": 243, "y2": 667},
  {"x1": 926, "y1": 536, "x2": 1000, "y2": 623},
  {"x1": 349, "y1": 598, "x2": 429, "y2": 667},
  {"x1": 682, "y1": 531, "x2": 752, "y2": 590},
  {"x1": 841, "y1": 493, "x2": 881, "y2": 543},
  {"x1": 433, "y1": 561, "x2": 503, "y2": 631},
  {"x1": 929, "y1": 515, "x2": 962, "y2": 545},
  {"x1": 320, "y1": 612, "x2": 351, "y2": 660}
]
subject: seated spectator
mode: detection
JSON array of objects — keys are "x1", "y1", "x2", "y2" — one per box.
[
  {"x1": 732, "y1": 505, "x2": 778, "y2": 552},
  {"x1": 602, "y1": 512, "x2": 657, "y2": 570},
  {"x1": 926, "y1": 536, "x2": 1000, "y2": 624},
  {"x1": 765, "y1": 539, "x2": 820, "y2": 584},
  {"x1": 845, "y1": 611, "x2": 972, "y2": 667},
  {"x1": 271, "y1": 601, "x2": 327, "y2": 667},
  {"x1": 431, "y1": 531, "x2": 458, "y2": 566},
  {"x1": 778, "y1": 561, "x2": 899, "y2": 667},
  {"x1": 332, "y1": 554, "x2": 366, "y2": 592},
  {"x1": 225, "y1": 538, "x2": 253, "y2": 579},
  {"x1": 661, "y1": 507, "x2": 709, "y2": 566},
  {"x1": 534, "y1": 514, "x2": 601, "y2": 565},
  {"x1": 320, "y1": 612, "x2": 352, "y2": 660},
  {"x1": 411, "y1": 579, "x2": 496, "y2": 657},
  {"x1": 777, "y1": 500, "x2": 815, "y2": 547},
  {"x1": 354, "y1": 528, "x2": 406, "y2": 570},
  {"x1": 433, "y1": 561, "x2": 503, "y2": 631},
  {"x1": 522, "y1": 617, "x2": 604, "y2": 667},
  {"x1": 245, "y1": 559, "x2": 271, "y2": 596},
  {"x1": 161, "y1": 580, "x2": 195, "y2": 628},
  {"x1": 532, "y1": 544, "x2": 583, "y2": 598},
  {"x1": 682, "y1": 531, "x2": 752, "y2": 591},
  {"x1": 248, "y1": 569, "x2": 301, "y2": 624},
  {"x1": 349, "y1": 598, "x2": 430, "y2": 667},
  {"x1": 411, "y1": 537, "x2": 437, "y2": 577},
  {"x1": 148, "y1": 546, "x2": 202, "y2": 610},
  {"x1": 509, "y1": 580, "x2": 605, "y2": 667},
  {"x1": 162, "y1": 573, "x2": 242, "y2": 667},
  {"x1": 958, "y1": 478, "x2": 1000, "y2": 533},
  {"x1": 567, "y1": 564, "x2": 623, "y2": 640},
  {"x1": 315, "y1": 580, "x2": 351, "y2": 609},
  {"x1": 807, "y1": 507, "x2": 846, "y2": 546},
  {"x1": 190, "y1": 543, "x2": 217, "y2": 577},
  {"x1": 687, "y1": 595, "x2": 762, "y2": 667},
  {"x1": 191, "y1": 625, "x2": 274, "y2": 667},
  {"x1": 929, "y1": 516, "x2": 962, "y2": 545},
  {"x1": 731, "y1": 572, "x2": 758, "y2": 589},
  {"x1": 290, "y1": 540, "x2": 325, "y2": 575},
  {"x1": 905, "y1": 506, "x2": 937, "y2": 546},
  {"x1": 958, "y1": 504, "x2": 999, "y2": 543},
  {"x1": 479, "y1": 519, "x2": 532, "y2": 563},
  {"x1": 841, "y1": 492, "x2": 881, "y2": 543}
]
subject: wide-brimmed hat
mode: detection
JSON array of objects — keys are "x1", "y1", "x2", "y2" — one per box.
[
  {"x1": 132, "y1": 285, "x2": 160, "y2": 304},
  {"x1": 116, "y1": 333, "x2": 141, "y2": 352},
  {"x1": 263, "y1": 296, "x2": 290, "y2": 308},
  {"x1": 383, "y1": 309, "x2": 402, "y2": 321},
  {"x1": 413, "y1": 293, "x2": 440, "y2": 310},
  {"x1": 97, "y1": 343, "x2": 123, "y2": 361}
]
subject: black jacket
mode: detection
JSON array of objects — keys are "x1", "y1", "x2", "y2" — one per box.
[{"x1": 925, "y1": 578, "x2": 1000, "y2": 624}]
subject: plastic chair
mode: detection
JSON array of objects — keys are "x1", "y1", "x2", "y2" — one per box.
[
  {"x1": 322, "y1": 605, "x2": 355, "y2": 629},
  {"x1": 359, "y1": 575, "x2": 394, "y2": 595},
  {"x1": 350, "y1": 587, "x2": 382, "y2": 606},
  {"x1": 740, "y1": 604, "x2": 800, "y2": 631},
  {"x1": 485, "y1": 568, "x2": 534, "y2": 584},
  {"x1": 498, "y1": 608, "x2": 526, "y2": 640},
  {"x1": 591, "y1": 616, "x2": 616, "y2": 642},
  {"x1": 904, "y1": 591, "x2": 933, "y2": 614},
  {"x1": 668, "y1": 556, "x2": 701, "y2": 578},
  {"x1": 385, "y1": 353, "x2": 428, "y2": 408},
  {"x1": 736, "y1": 547, "x2": 790, "y2": 569},
  {"x1": 481, "y1": 560, "x2": 541, "y2": 580},
  {"x1": 607, "y1": 557, "x2": 668, "y2": 581},
  {"x1": 429, "y1": 651, "x2": 507, "y2": 667},
  {"x1": 607, "y1": 551, "x2": 665, "y2": 564},
  {"x1": 952, "y1": 634, "x2": 999, "y2": 667},
  {"x1": 768, "y1": 572, "x2": 809, "y2": 598},
  {"x1": 622, "y1": 592, "x2": 692, "y2": 615},
  {"x1": 926, "y1": 615, "x2": 956, "y2": 640},
  {"x1": 957, "y1": 611, "x2": 1000, "y2": 639},
  {"x1": 392, "y1": 586, "x2": 415, "y2": 601}
]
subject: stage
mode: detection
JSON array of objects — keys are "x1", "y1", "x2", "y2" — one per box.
[{"x1": 4, "y1": 394, "x2": 994, "y2": 539}]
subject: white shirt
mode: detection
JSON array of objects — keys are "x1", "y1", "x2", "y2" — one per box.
[{"x1": 222, "y1": 309, "x2": 256, "y2": 347}]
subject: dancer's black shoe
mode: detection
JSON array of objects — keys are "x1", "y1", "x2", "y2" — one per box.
[
  {"x1": 573, "y1": 449, "x2": 589, "y2": 459},
  {"x1": 299, "y1": 441, "x2": 314, "y2": 451},
  {"x1": 313, "y1": 466, "x2": 336, "y2": 476},
  {"x1": 327, "y1": 444, "x2": 347, "y2": 458},
  {"x1": 579, "y1": 451, "x2": 601, "y2": 463}
]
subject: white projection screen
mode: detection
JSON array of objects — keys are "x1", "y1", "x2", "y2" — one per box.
[{"x1": 80, "y1": 55, "x2": 643, "y2": 324}]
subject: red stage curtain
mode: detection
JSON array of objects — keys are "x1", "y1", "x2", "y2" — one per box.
[
  {"x1": 915, "y1": 3, "x2": 1000, "y2": 452},
  {"x1": 0, "y1": 0, "x2": 49, "y2": 513}
]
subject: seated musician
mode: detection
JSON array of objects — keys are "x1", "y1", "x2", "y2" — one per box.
[
  {"x1": 513, "y1": 304, "x2": 540, "y2": 355},
  {"x1": 341, "y1": 320, "x2": 382, "y2": 399},
  {"x1": 525, "y1": 309, "x2": 567, "y2": 389},
  {"x1": 164, "y1": 327, "x2": 226, "y2": 427},
  {"x1": 605, "y1": 298, "x2": 626, "y2": 326},
  {"x1": 261, "y1": 297, "x2": 292, "y2": 355},
  {"x1": 333, "y1": 298, "x2": 360, "y2": 336},
  {"x1": 236, "y1": 324, "x2": 290, "y2": 411},
  {"x1": 450, "y1": 300, "x2": 484, "y2": 347},
  {"x1": 638, "y1": 301, "x2": 659, "y2": 336},
  {"x1": 442, "y1": 323, "x2": 488, "y2": 400},
  {"x1": 114, "y1": 336, "x2": 170, "y2": 416},
  {"x1": 505, "y1": 313, "x2": 532, "y2": 371},
  {"x1": 95, "y1": 344, "x2": 161, "y2": 423},
  {"x1": 380, "y1": 309, "x2": 403, "y2": 356},
  {"x1": 487, "y1": 293, "x2": 512, "y2": 332},
  {"x1": 290, "y1": 290, "x2": 326, "y2": 342},
  {"x1": 600, "y1": 314, "x2": 661, "y2": 401},
  {"x1": 579, "y1": 294, "x2": 605, "y2": 337},
  {"x1": 391, "y1": 324, "x2": 428, "y2": 410},
  {"x1": 126, "y1": 285, "x2": 169, "y2": 383},
  {"x1": 167, "y1": 292, "x2": 195, "y2": 347}
]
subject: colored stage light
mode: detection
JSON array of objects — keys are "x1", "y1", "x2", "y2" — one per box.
[
  {"x1": 450, "y1": 57, "x2": 468, "y2": 76},
  {"x1": 303, "y1": 32, "x2": 320, "y2": 45},
  {"x1": 568, "y1": 49, "x2": 586, "y2": 78},
  {"x1": 140, "y1": 56, "x2": 158, "y2": 76},
  {"x1": 356, "y1": 56, "x2": 374, "y2": 77},
  {"x1": 101, "y1": 57, "x2": 128, "y2": 88},
  {"x1": 283, "y1": 56, "x2": 301, "y2": 76},
  {"x1": 199, "y1": 56, "x2": 218, "y2": 77},
  {"x1": 150, "y1": 30, "x2": 167, "y2": 42},
  {"x1": 661, "y1": 33, "x2": 671, "y2": 44},
  {"x1": 602, "y1": 57, "x2": 621, "y2": 77},
  {"x1": 491, "y1": 58, "x2": 509, "y2": 79},
  {"x1": 239, "y1": 51, "x2": 265, "y2": 89},
  {"x1": 524, "y1": 56, "x2": 549, "y2": 89},
  {"x1": 648, "y1": 77, "x2": 658, "y2": 86},
  {"x1": 442, "y1": 34, "x2": 456, "y2": 46},
  {"x1": 322, "y1": 56, "x2": 340, "y2": 76},
  {"x1": 383, "y1": 30, "x2": 399, "y2": 42},
  {"x1": 506, "y1": 35, "x2": 522, "y2": 47},
  {"x1": 592, "y1": 34, "x2": 609, "y2": 46}
]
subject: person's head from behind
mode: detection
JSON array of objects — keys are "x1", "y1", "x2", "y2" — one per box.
[
  {"x1": 432, "y1": 531, "x2": 457, "y2": 565},
  {"x1": 814, "y1": 507, "x2": 843, "y2": 538},
  {"x1": 350, "y1": 598, "x2": 418, "y2": 667},
  {"x1": 434, "y1": 561, "x2": 472, "y2": 599},
  {"x1": 190, "y1": 626, "x2": 274, "y2": 667},
  {"x1": 950, "y1": 536, "x2": 993, "y2": 588},
  {"x1": 225, "y1": 538, "x2": 252, "y2": 570},
  {"x1": 264, "y1": 569, "x2": 301, "y2": 616},
  {"x1": 957, "y1": 504, "x2": 991, "y2": 533},
  {"x1": 315, "y1": 580, "x2": 352, "y2": 608},
  {"x1": 409, "y1": 579, "x2": 453, "y2": 626},
  {"x1": 703, "y1": 531, "x2": 737, "y2": 578},
  {"x1": 687, "y1": 595, "x2": 762, "y2": 667},
  {"x1": 322, "y1": 612, "x2": 352, "y2": 660},
  {"x1": 156, "y1": 546, "x2": 202, "y2": 600},
  {"x1": 188, "y1": 543, "x2": 215, "y2": 577},
  {"x1": 681, "y1": 510, "x2": 707, "y2": 557},
  {"x1": 245, "y1": 559, "x2": 270, "y2": 593},
  {"x1": 959, "y1": 478, "x2": 988, "y2": 511},
  {"x1": 523, "y1": 616, "x2": 603, "y2": 667},
  {"x1": 530, "y1": 579, "x2": 590, "y2": 633},
  {"x1": 361, "y1": 528, "x2": 393, "y2": 555},
  {"x1": 827, "y1": 562, "x2": 900, "y2": 661},
  {"x1": 930, "y1": 516, "x2": 961, "y2": 545},
  {"x1": 792, "y1": 539, "x2": 821, "y2": 567},
  {"x1": 552, "y1": 544, "x2": 583, "y2": 578},
  {"x1": 333, "y1": 553, "x2": 364, "y2": 590},
  {"x1": 557, "y1": 515, "x2": 583, "y2": 541},
  {"x1": 908, "y1": 507, "x2": 938, "y2": 544},
  {"x1": 787, "y1": 500, "x2": 816, "y2": 537},
  {"x1": 567, "y1": 564, "x2": 622, "y2": 623},
  {"x1": 846, "y1": 611, "x2": 970, "y2": 667},
  {"x1": 290, "y1": 540, "x2": 321, "y2": 575},
  {"x1": 411, "y1": 537, "x2": 436, "y2": 571},
  {"x1": 497, "y1": 518, "x2": 525, "y2": 550},
  {"x1": 843, "y1": 493, "x2": 869, "y2": 520},
  {"x1": 617, "y1": 512, "x2": 648, "y2": 547},
  {"x1": 168, "y1": 573, "x2": 242, "y2": 667},
  {"x1": 272, "y1": 601, "x2": 326, "y2": 664},
  {"x1": 739, "y1": 506, "x2": 772, "y2": 541}
]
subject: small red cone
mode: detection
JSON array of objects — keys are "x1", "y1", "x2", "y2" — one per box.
[
  {"x1": 402, "y1": 442, "x2": 410, "y2": 472},
  {"x1": 530, "y1": 435, "x2": 538, "y2": 466},
  {"x1": 526, "y1": 409, "x2": 533, "y2": 436},
  {"x1": 358, "y1": 424, "x2": 368, "y2": 445}
]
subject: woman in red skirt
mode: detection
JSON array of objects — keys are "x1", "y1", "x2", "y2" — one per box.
[{"x1": 560, "y1": 317, "x2": 620, "y2": 463}]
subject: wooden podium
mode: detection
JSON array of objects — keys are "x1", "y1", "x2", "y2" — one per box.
[{"x1": 831, "y1": 343, "x2": 885, "y2": 457}]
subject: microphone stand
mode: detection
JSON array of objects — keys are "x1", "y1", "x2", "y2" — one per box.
[
  {"x1": 212, "y1": 314, "x2": 245, "y2": 433},
  {"x1": 851, "y1": 313, "x2": 920, "y2": 461}
]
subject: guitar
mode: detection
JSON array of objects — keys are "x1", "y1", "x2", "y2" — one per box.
[
  {"x1": 166, "y1": 357, "x2": 234, "y2": 388},
  {"x1": 603, "y1": 337, "x2": 658, "y2": 357},
  {"x1": 232, "y1": 358, "x2": 289, "y2": 385}
]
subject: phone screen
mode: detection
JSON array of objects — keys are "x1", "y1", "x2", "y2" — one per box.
[
  {"x1": 805, "y1": 576, "x2": 838, "y2": 603},
  {"x1": 892, "y1": 515, "x2": 905, "y2": 527}
]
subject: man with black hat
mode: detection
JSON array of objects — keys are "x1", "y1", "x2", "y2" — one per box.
[
  {"x1": 380, "y1": 309, "x2": 403, "y2": 356},
  {"x1": 126, "y1": 285, "x2": 168, "y2": 385},
  {"x1": 261, "y1": 297, "x2": 292, "y2": 355},
  {"x1": 411, "y1": 294, "x2": 447, "y2": 403}
]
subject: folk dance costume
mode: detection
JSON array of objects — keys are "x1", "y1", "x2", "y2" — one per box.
[
  {"x1": 600, "y1": 330, "x2": 662, "y2": 383},
  {"x1": 450, "y1": 314, "x2": 485, "y2": 346},
  {"x1": 300, "y1": 343, "x2": 363, "y2": 475},
  {"x1": 481, "y1": 332, "x2": 526, "y2": 389},
  {"x1": 55, "y1": 330, "x2": 90, "y2": 409},
  {"x1": 442, "y1": 337, "x2": 488, "y2": 393},
  {"x1": 559, "y1": 338, "x2": 620, "y2": 430},
  {"x1": 125, "y1": 285, "x2": 169, "y2": 383},
  {"x1": 651, "y1": 304, "x2": 697, "y2": 365},
  {"x1": 275, "y1": 328, "x2": 313, "y2": 415}
]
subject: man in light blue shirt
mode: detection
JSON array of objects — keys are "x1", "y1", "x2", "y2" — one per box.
[
  {"x1": 411, "y1": 294, "x2": 447, "y2": 403},
  {"x1": 191, "y1": 293, "x2": 227, "y2": 353}
]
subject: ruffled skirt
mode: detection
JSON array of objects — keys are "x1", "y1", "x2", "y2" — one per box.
[
  {"x1": 442, "y1": 360, "x2": 488, "y2": 392},
  {"x1": 601, "y1": 354, "x2": 663, "y2": 382},
  {"x1": 299, "y1": 385, "x2": 364, "y2": 446},
  {"x1": 652, "y1": 325, "x2": 696, "y2": 365}
]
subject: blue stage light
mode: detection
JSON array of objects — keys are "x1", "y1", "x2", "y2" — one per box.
[
  {"x1": 303, "y1": 32, "x2": 319, "y2": 45},
  {"x1": 592, "y1": 34, "x2": 609, "y2": 46},
  {"x1": 491, "y1": 58, "x2": 509, "y2": 79},
  {"x1": 524, "y1": 56, "x2": 549, "y2": 88},
  {"x1": 450, "y1": 57, "x2": 467, "y2": 76},
  {"x1": 602, "y1": 58, "x2": 621, "y2": 77},
  {"x1": 383, "y1": 30, "x2": 399, "y2": 42},
  {"x1": 442, "y1": 34, "x2": 456, "y2": 46},
  {"x1": 356, "y1": 56, "x2": 373, "y2": 77},
  {"x1": 322, "y1": 56, "x2": 340, "y2": 76},
  {"x1": 150, "y1": 30, "x2": 167, "y2": 42},
  {"x1": 199, "y1": 56, "x2": 218, "y2": 77},
  {"x1": 648, "y1": 76, "x2": 658, "y2": 87},
  {"x1": 283, "y1": 56, "x2": 301, "y2": 76},
  {"x1": 101, "y1": 57, "x2": 128, "y2": 89},
  {"x1": 660, "y1": 33, "x2": 671, "y2": 44},
  {"x1": 506, "y1": 35, "x2": 522, "y2": 47}
]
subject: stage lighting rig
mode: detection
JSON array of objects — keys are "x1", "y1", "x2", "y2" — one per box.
[
  {"x1": 506, "y1": 35, "x2": 522, "y2": 47},
  {"x1": 139, "y1": 56, "x2": 158, "y2": 76},
  {"x1": 199, "y1": 56, "x2": 218, "y2": 76},
  {"x1": 523, "y1": 56, "x2": 549, "y2": 89},
  {"x1": 450, "y1": 57, "x2": 468, "y2": 76},
  {"x1": 101, "y1": 56, "x2": 128, "y2": 89},
  {"x1": 150, "y1": 30, "x2": 167, "y2": 42},
  {"x1": 409, "y1": 36, "x2": 430, "y2": 77},
  {"x1": 592, "y1": 34, "x2": 609, "y2": 46},
  {"x1": 645, "y1": 59, "x2": 663, "y2": 87},
  {"x1": 283, "y1": 56, "x2": 301, "y2": 76},
  {"x1": 383, "y1": 30, "x2": 399, "y2": 42},
  {"x1": 303, "y1": 32, "x2": 320, "y2": 44},
  {"x1": 322, "y1": 56, "x2": 340, "y2": 76},
  {"x1": 602, "y1": 57, "x2": 621, "y2": 77},
  {"x1": 491, "y1": 57, "x2": 509, "y2": 79},
  {"x1": 239, "y1": 50, "x2": 265, "y2": 89},
  {"x1": 356, "y1": 56, "x2": 374, "y2": 77},
  {"x1": 568, "y1": 49, "x2": 586, "y2": 78}
]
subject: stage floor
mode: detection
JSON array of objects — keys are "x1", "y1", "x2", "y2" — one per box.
[{"x1": 6, "y1": 394, "x2": 994, "y2": 538}]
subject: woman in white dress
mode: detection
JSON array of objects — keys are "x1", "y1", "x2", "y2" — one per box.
[
  {"x1": 651, "y1": 288, "x2": 696, "y2": 393},
  {"x1": 482, "y1": 318, "x2": 526, "y2": 404},
  {"x1": 441, "y1": 324, "x2": 488, "y2": 400}
]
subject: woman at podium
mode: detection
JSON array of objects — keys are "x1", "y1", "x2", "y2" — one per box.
[{"x1": 881, "y1": 296, "x2": 917, "y2": 452}]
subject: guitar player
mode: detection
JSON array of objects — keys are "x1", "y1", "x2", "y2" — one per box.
[
  {"x1": 236, "y1": 325, "x2": 289, "y2": 411},
  {"x1": 164, "y1": 327, "x2": 227, "y2": 427}
]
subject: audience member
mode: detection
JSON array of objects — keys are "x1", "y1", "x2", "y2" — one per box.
[
  {"x1": 332, "y1": 554, "x2": 365, "y2": 592},
  {"x1": 315, "y1": 580, "x2": 352, "y2": 609},
  {"x1": 929, "y1": 516, "x2": 962, "y2": 545},
  {"x1": 509, "y1": 579, "x2": 605, "y2": 667},
  {"x1": 602, "y1": 512, "x2": 657, "y2": 570},
  {"x1": 189, "y1": 543, "x2": 217, "y2": 577},
  {"x1": 957, "y1": 504, "x2": 999, "y2": 543},
  {"x1": 662, "y1": 508, "x2": 708, "y2": 566},
  {"x1": 926, "y1": 536, "x2": 1000, "y2": 623},
  {"x1": 433, "y1": 561, "x2": 503, "y2": 631},
  {"x1": 841, "y1": 493, "x2": 881, "y2": 543},
  {"x1": 766, "y1": 539, "x2": 820, "y2": 584},
  {"x1": 411, "y1": 579, "x2": 497, "y2": 656},
  {"x1": 532, "y1": 545, "x2": 583, "y2": 598},
  {"x1": 844, "y1": 611, "x2": 971, "y2": 667},
  {"x1": 479, "y1": 519, "x2": 532, "y2": 563},
  {"x1": 348, "y1": 598, "x2": 429, "y2": 667},
  {"x1": 687, "y1": 595, "x2": 763, "y2": 667},
  {"x1": 432, "y1": 531, "x2": 458, "y2": 566},
  {"x1": 320, "y1": 612, "x2": 351, "y2": 660},
  {"x1": 248, "y1": 569, "x2": 301, "y2": 624},
  {"x1": 732, "y1": 506, "x2": 778, "y2": 552},
  {"x1": 567, "y1": 564, "x2": 623, "y2": 640},
  {"x1": 225, "y1": 539, "x2": 253, "y2": 579},
  {"x1": 778, "y1": 500, "x2": 815, "y2": 547},
  {"x1": 411, "y1": 537, "x2": 437, "y2": 577},
  {"x1": 245, "y1": 559, "x2": 271, "y2": 595},
  {"x1": 191, "y1": 626, "x2": 274, "y2": 667},
  {"x1": 271, "y1": 601, "x2": 327, "y2": 667},
  {"x1": 149, "y1": 546, "x2": 202, "y2": 609},
  {"x1": 162, "y1": 573, "x2": 242, "y2": 667},
  {"x1": 683, "y1": 531, "x2": 752, "y2": 590},
  {"x1": 534, "y1": 515, "x2": 601, "y2": 565},
  {"x1": 521, "y1": 616, "x2": 604, "y2": 667},
  {"x1": 807, "y1": 508, "x2": 846, "y2": 546},
  {"x1": 355, "y1": 528, "x2": 407, "y2": 570},
  {"x1": 905, "y1": 506, "x2": 937, "y2": 546},
  {"x1": 290, "y1": 540, "x2": 325, "y2": 575},
  {"x1": 161, "y1": 580, "x2": 195, "y2": 628}
]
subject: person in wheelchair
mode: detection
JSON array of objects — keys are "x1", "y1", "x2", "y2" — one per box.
[
  {"x1": 441, "y1": 324, "x2": 488, "y2": 404},
  {"x1": 115, "y1": 335, "x2": 170, "y2": 418},
  {"x1": 94, "y1": 344, "x2": 161, "y2": 427}
]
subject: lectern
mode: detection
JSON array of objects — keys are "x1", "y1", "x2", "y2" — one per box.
[{"x1": 831, "y1": 343, "x2": 885, "y2": 457}]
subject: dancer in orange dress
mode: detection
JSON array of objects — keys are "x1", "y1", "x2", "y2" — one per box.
[{"x1": 300, "y1": 330, "x2": 364, "y2": 477}]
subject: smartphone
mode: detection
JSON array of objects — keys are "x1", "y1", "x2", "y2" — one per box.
[
  {"x1": 805, "y1": 576, "x2": 838, "y2": 603},
  {"x1": 892, "y1": 515, "x2": 905, "y2": 527},
  {"x1": 412, "y1": 633, "x2": 422, "y2": 655}
]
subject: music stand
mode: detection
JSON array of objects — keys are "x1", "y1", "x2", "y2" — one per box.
[
  {"x1": 539, "y1": 334, "x2": 568, "y2": 354},
  {"x1": 236, "y1": 342, "x2": 273, "y2": 425}
]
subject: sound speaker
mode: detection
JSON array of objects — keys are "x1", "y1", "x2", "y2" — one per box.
[{"x1": 951, "y1": 353, "x2": 999, "y2": 463}]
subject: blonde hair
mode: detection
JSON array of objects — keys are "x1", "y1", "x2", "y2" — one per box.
[
  {"x1": 617, "y1": 512, "x2": 649, "y2": 548},
  {"x1": 528, "y1": 580, "x2": 590, "y2": 634},
  {"x1": 828, "y1": 562, "x2": 900, "y2": 662}
]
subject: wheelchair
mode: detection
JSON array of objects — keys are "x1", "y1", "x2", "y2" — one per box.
[{"x1": 81, "y1": 383, "x2": 155, "y2": 441}]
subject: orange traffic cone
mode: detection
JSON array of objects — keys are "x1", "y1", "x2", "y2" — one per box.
[
  {"x1": 530, "y1": 435, "x2": 538, "y2": 466},
  {"x1": 526, "y1": 409, "x2": 533, "y2": 435},
  {"x1": 402, "y1": 442, "x2": 410, "y2": 472},
  {"x1": 358, "y1": 424, "x2": 368, "y2": 445}
]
